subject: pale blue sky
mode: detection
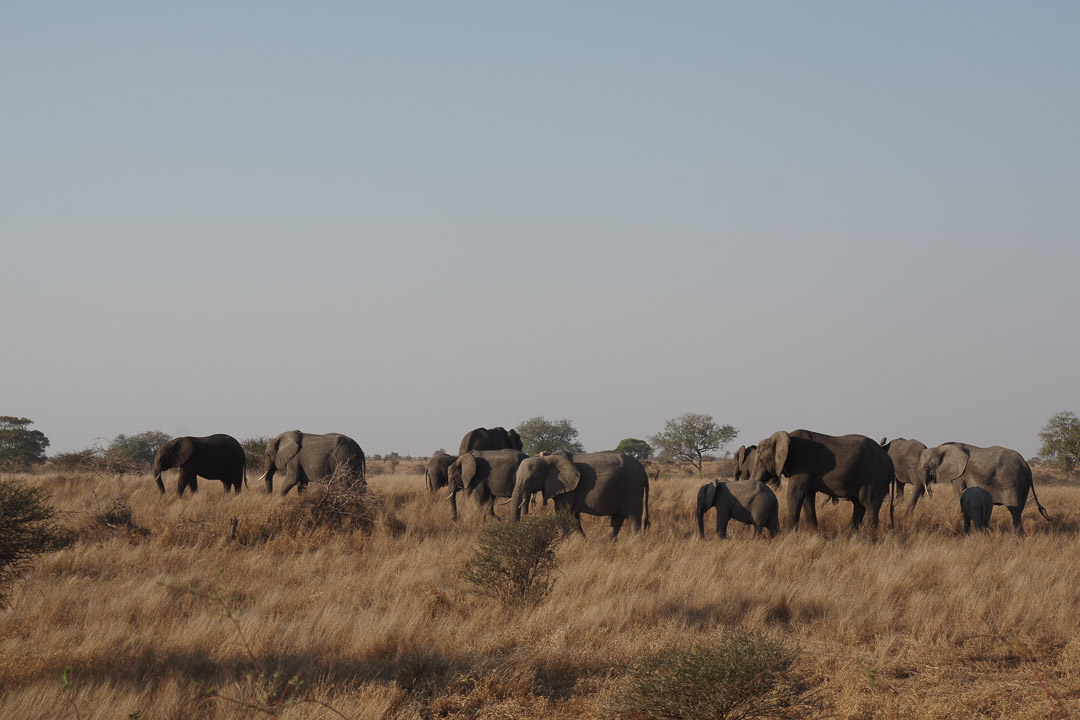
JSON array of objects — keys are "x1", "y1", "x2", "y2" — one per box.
[{"x1": 3, "y1": 2, "x2": 1078, "y2": 458}]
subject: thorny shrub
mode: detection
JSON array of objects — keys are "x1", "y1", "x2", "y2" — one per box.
[{"x1": 462, "y1": 512, "x2": 576, "y2": 606}]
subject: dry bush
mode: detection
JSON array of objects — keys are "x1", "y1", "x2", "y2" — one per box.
[{"x1": 610, "y1": 629, "x2": 817, "y2": 719}]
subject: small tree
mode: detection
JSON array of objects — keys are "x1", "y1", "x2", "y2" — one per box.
[
  {"x1": 462, "y1": 513, "x2": 575, "y2": 605},
  {"x1": 649, "y1": 413, "x2": 738, "y2": 476},
  {"x1": 0, "y1": 478, "x2": 68, "y2": 608},
  {"x1": 241, "y1": 436, "x2": 271, "y2": 473},
  {"x1": 516, "y1": 416, "x2": 585, "y2": 456},
  {"x1": 0, "y1": 417, "x2": 50, "y2": 472},
  {"x1": 616, "y1": 438, "x2": 653, "y2": 464},
  {"x1": 1039, "y1": 411, "x2": 1080, "y2": 478}
]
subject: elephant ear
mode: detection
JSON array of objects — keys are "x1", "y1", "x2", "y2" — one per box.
[
  {"x1": 734, "y1": 446, "x2": 747, "y2": 471},
  {"x1": 508, "y1": 428, "x2": 523, "y2": 451},
  {"x1": 937, "y1": 445, "x2": 969, "y2": 485},
  {"x1": 704, "y1": 480, "x2": 719, "y2": 507},
  {"x1": 275, "y1": 431, "x2": 302, "y2": 468},
  {"x1": 543, "y1": 453, "x2": 580, "y2": 501},
  {"x1": 772, "y1": 432, "x2": 790, "y2": 477},
  {"x1": 460, "y1": 453, "x2": 479, "y2": 491},
  {"x1": 175, "y1": 438, "x2": 195, "y2": 466}
]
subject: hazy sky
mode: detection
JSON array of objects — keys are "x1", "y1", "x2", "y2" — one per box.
[{"x1": 3, "y1": 2, "x2": 1078, "y2": 459}]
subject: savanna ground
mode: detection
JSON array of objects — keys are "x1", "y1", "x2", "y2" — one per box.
[{"x1": 1, "y1": 460, "x2": 1078, "y2": 719}]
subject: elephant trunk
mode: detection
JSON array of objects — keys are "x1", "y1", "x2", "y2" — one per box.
[
  {"x1": 696, "y1": 506, "x2": 706, "y2": 538},
  {"x1": 264, "y1": 467, "x2": 275, "y2": 494},
  {"x1": 154, "y1": 473, "x2": 165, "y2": 494},
  {"x1": 511, "y1": 483, "x2": 525, "y2": 522}
]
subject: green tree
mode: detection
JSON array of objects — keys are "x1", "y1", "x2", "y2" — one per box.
[
  {"x1": 105, "y1": 431, "x2": 172, "y2": 474},
  {"x1": 649, "y1": 413, "x2": 738, "y2": 476},
  {"x1": 516, "y1": 416, "x2": 585, "y2": 456},
  {"x1": 0, "y1": 417, "x2": 50, "y2": 471},
  {"x1": 241, "y1": 436, "x2": 271, "y2": 473},
  {"x1": 615, "y1": 438, "x2": 653, "y2": 464},
  {"x1": 0, "y1": 478, "x2": 68, "y2": 607},
  {"x1": 1039, "y1": 411, "x2": 1080, "y2": 478}
]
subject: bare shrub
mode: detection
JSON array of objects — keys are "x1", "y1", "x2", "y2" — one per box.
[
  {"x1": 611, "y1": 629, "x2": 816, "y2": 719},
  {"x1": 256, "y1": 466, "x2": 399, "y2": 540}
]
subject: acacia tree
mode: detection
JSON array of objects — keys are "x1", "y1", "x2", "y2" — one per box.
[
  {"x1": 516, "y1": 416, "x2": 585, "y2": 456},
  {"x1": 615, "y1": 438, "x2": 653, "y2": 464},
  {"x1": 649, "y1": 413, "x2": 738, "y2": 476},
  {"x1": 1039, "y1": 411, "x2": 1080, "y2": 478},
  {"x1": 0, "y1": 417, "x2": 50, "y2": 471}
]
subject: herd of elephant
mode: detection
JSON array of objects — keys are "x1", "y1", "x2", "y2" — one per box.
[{"x1": 150, "y1": 426, "x2": 1050, "y2": 539}]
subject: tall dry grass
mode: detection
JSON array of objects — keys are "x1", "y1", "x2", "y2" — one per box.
[{"x1": 1, "y1": 463, "x2": 1078, "y2": 719}]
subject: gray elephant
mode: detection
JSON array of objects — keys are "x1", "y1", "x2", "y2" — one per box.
[
  {"x1": 447, "y1": 449, "x2": 528, "y2": 520},
  {"x1": 696, "y1": 478, "x2": 779, "y2": 539},
  {"x1": 960, "y1": 485, "x2": 993, "y2": 533},
  {"x1": 425, "y1": 453, "x2": 457, "y2": 492},
  {"x1": 458, "y1": 426, "x2": 523, "y2": 455},
  {"x1": 263, "y1": 431, "x2": 366, "y2": 496},
  {"x1": 750, "y1": 430, "x2": 894, "y2": 531},
  {"x1": 916, "y1": 443, "x2": 1049, "y2": 534},
  {"x1": 511, "y1": 452, "x2": 650, "y2": 538},
  {"x1": 152, "y1": 434, "x2": 246, "y2": 496},
  {"x1": 881, "y1": 437, "x2": 929, "y2": 514}
]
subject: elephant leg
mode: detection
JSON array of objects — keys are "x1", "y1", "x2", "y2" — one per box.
[
  {"x1": 281, "y1": 465, "x2": 301, "y2": 496},
  {"x1": 1008, "y1": 506, "x2": 1024, "y2": 535},
  {"x1": 609, "y1": 515, "x2": 625, "y2": 539},
  {"x1": 850, "y1": 501, "x2": 866, "y2": 530},
  {"x1": 718, "y1": 513, "x2": 729, "y2": 539},
  {"x1": 767, "y1": 512, "x2": 779, "y2": 538},
  {"x1": 485, "y1": 497, "x2": 498, "y2": 521},
  {"x1": 963, "y1": 514, "x2": 971, "y2": 533},
  {"x1": 179, "y1": 468, "x2": 198, "y2": 496},
  {"x1": 752, "y1": 521, "x2": 762, "y2": 537},
  {"x1": 784, "y1": 481, "x2": 807, "y2": 530},
  {"x1": 628, "y1": 514, "x2": 643, "y2": 534}
]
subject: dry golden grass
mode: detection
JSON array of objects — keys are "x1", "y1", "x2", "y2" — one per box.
[{"x1": 1, "y1": 462, "x2": 1078, "y2": 719}]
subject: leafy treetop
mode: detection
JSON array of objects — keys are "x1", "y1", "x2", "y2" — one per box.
[
  {"x1": 516, "y1": 416, "x2": 585, "y2": 457},
  {"x1": 649, "y1": 412, "x2": 738, "y2": 476}
]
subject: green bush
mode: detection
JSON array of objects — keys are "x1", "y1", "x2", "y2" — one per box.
[
  {"x1": 462, "y1": 513, "x2": 574, "y2": 606},
  {"x1": 611, "y1": 630, "x2": 814, "y2": 720},
  {"x1": 0, "y1": 478, "x2": 68, "y2": 608}
]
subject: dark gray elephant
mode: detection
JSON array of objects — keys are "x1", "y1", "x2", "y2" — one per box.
[
  {"x1": 731, "y1": 445, "x2": 760, "y2": 481},
  {"x1": 458, "y1": 426, "x2": 523, "y2": 455},
  {"x1": 425, "y1": 453, "x2": 457, "y2": 492},
  {"x1": 916, "y1": 443, "x2": 1049, "y2": 534},
  {"x1": 881, "y1": 437, "x2": 929, "y2": 514},
  {"x1": 263, "y1": 431, "x2": 366, "y2": 496},
  {"x1": 750, "y1": 430, "x2": 894, "y2": 531},
  {"x1": 696, "y1": 478, "x2": 779, "y2": 539},
  {"x1": 511, "y1": 452, "x2": 650, "y2": 538},
  {"x1": 152, "y1": 434, "x2": 246, "y2": 496},
  {"x1": 960, "y1": 486, "x2": 993, "y2": 533},
  {"x1": 446, "y1": 449, "x2": 528, "y2": 520}
]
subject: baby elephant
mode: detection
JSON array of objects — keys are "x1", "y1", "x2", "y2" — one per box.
[
  {"x1": 696, "y1": 478, "x2": 779, "y2": 539},
  {"x1": 960, "y1": 485, "x2": 993, "y2": 533}
]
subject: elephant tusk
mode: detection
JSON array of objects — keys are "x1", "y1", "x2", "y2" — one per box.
[
  {"x1": 446, "y1": 492, "x2": 455, "y2": 500},
  {"x1": 256, "y1": 471, "x2": 268, "y2": 483},
  {"x1": 497, "y1": 499, "x2": 511, "y2": 505}
]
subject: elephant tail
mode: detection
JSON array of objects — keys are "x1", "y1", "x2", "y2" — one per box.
[
  {"x1": 642, "y1": 473, "x2": 651, "y2": 531},
  {"x1": 889, "y1": 471, "x2": 896, "y2": 529},
  {"x1": 1029, "y1": 476, "x2": 1051, "y2": 523}
]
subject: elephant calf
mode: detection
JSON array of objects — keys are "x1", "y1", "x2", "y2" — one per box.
[
  {"x1": 960, "y1": 486, "x2": 993, "y2": 533},
  {"x1": 696, "y1": 479, "x2": 779, "y2": 539}
]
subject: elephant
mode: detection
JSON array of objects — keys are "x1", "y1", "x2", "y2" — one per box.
[
  {"x1": 425, "y1": 453, "x2": 457, "y2": 492},
  {"x1": 960, "y1": 485, "x2": 993, "y2": 533},
  {"x1": 749, "y1": 430, "x2": 894, "y2": 531},
  {"x1": 881, "y1": 437, "x2": 929, "y2": 514},
  {"x1": 458, "y1": 426, "x2": 523, "y2": 455},
  {"x1": 511, "y1": 451, "x2": 650, "y2": 538},
  {"x1": 915, "y1": 443, "x2": 1049, "y2": 534},
  {"x1": 263, "y1": 431, "x2": 366, "y2": 496},
  {"x1": 446, "y1": 449, "x2": 528, "y2": 520},
  {"x1": 696, "y1": 478, "x2": 779, "y2": 539},
  {"x1": 152, "y1": 434, "x2": 246, "y2": 496}
]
